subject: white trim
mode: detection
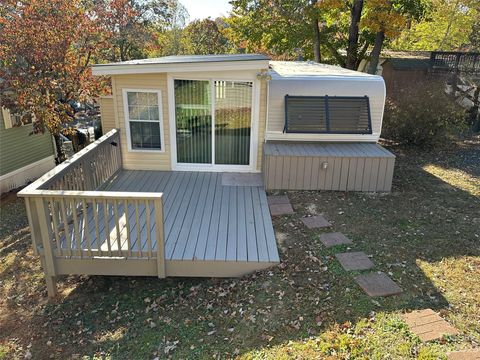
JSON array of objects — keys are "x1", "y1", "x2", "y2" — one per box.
[
  {"x1": 122, "y1": 88, "x2": 165, "y2": 153},
  {"x1": 92, "y1": 60, "x2": 270, "y2": 76},
  {"x1": 167, "y1": 75, "x2": 260, "y2": 172},
  {"x1": 265, "y1": 131, "x2": 380, "y2": 142},
  {"x1": 0, "y1": 155, "x2": 55, "y2": 194},
  {"x1": 1, "y1": 107, "x2": 13, "y2": 129}
]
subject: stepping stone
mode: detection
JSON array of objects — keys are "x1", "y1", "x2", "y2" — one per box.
[
  {"x1": 354, "y1": 272, "x2": 402, "y2": 297},
  {"x1": 222, "y1": 173, "x2": 263, "y2": 186},
  {"x1": 301, "y1": 215, "x2": 332, "y2": 229},
  {"x1": 269, "y1": 203, "x2": 294, "y2": 216},
  {"x1": 267, "y1": 195, "x2": 291, "y2": 205},
  {"x1": 447, "y1": 349, "x2": 480, "y2": 360},
  {"x1": 335, "y1": 251, "x2": 374, "y2": 271},
  {"x1": 319, "y1": 232, "x2": 352, "y2": 247},
  {"x1": 403, "y1": 309, "x2": 459, "y2": 342}
]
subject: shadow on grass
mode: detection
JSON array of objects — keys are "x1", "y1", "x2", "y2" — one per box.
[{"x1": 1, "y1": 143, "x2": 479, "y2": 359}]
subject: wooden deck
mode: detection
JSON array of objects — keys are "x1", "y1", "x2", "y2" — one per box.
[
  {"x1": 53, "y1": 170, "x2": 279, "y2": 273},
  {"x1": 19, "y1": 130, "x2": 280, "y2": 297}
]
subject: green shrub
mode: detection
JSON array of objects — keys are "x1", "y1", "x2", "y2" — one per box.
[{"x1": 381, "y1": 81, "x2": 466, "y2": 148}]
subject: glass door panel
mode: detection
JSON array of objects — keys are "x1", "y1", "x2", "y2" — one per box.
[
  {"x1": 214, "y1": 81, "x2": 252, "y2": 165},
  {"x1": 174, "y1": 80, "x2": 212, "y2": 164}
]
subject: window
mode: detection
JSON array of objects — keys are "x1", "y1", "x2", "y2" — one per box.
[
  {"x1": 284, "y1": 95, "x2": 372, "y2": 134},
  {"x1": 123, "y1": 90, "x2": 163, "y2": 151}
]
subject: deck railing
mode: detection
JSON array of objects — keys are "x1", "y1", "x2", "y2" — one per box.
[{"x1": 18, "y1": 129, "x2": 165, "y2": 297}]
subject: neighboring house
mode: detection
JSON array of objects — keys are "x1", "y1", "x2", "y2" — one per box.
[
  {"x1": 19, "y1": 55, "x2": 396, "y2": 297},
  {"x1": 380, "y1": 57, "x2": 431, "y2": 96},
  {"x1": 358, "y1": 51, "x2": 431, "y2": 97},
  {"x1": 0, "y1": 106, "x2": 55, "y2": 194}
]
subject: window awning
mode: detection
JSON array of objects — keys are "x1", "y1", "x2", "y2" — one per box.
[{"x1": 284, "y1": 95, "x2": 372, "y2": 134}]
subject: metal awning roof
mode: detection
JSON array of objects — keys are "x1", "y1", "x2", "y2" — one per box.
[{"x1": 94, "y1": 54, "x2": 270, "y2": 67}]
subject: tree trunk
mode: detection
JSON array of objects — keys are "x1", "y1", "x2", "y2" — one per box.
[
  {"x1": 312, "y1": 18, "x2": 321, "y2": 63},
  {"x1": 346, "y1": 0, "x2": 364, "y2": 70},
  {"x1": 368, "y1": 31, "x2": 385, "y2": 74},
  {"x1": 53, "y1": 133, "x2": 66, "y2": 164},
  {"x1": 438, "y1": 0, "x2": 460, "y2": 50}
]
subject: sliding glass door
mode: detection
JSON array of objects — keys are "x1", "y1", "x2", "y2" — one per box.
[
  {"x1": 174, "y1": 80, "x2": 212, "y2": 164},
  {"x1": 174, "y1": 79, "x2": 253, "y2": 168}
]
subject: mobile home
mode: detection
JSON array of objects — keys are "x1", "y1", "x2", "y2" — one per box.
[{"x1": 19, "y1": 54, "x2": 395, "y2": 297}]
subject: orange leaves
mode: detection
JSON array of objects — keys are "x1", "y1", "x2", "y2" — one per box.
[
  {"x1": 361, "y1": 0, "x2": 408, "y2": 37},
  {"x1": 0, "y1": 0, "x2": 110, "y2": 136}
]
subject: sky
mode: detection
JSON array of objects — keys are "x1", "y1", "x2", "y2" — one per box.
[{"x1": 180, "y1": 0, "x2": 232, "y2": 23}]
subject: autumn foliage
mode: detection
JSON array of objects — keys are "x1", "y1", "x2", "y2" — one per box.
[{"x1": 0, "y1": 0, "x2": 109, "y2": 160}]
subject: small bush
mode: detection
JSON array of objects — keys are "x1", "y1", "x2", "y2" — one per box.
[{"x1": 382, "y1": 81, "x2": 466, "y2": 148}]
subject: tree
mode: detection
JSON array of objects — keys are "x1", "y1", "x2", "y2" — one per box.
[
  {"x1": 362, "y1": 0, "x2": 426, "y2": 74},
  {"x1": 392, "y1": 0, "x2": 478, "y2": 51},
  {"x1": 0, "y1": 0, "x2": 109, "y2": 162},
  {"x1": 226, "y1": 0, "x2": 326, "y2": 61},
  {"x1": 181, "y1": 18, "x2": 232, "y2": 55},
  {"x1": 226, "y1": 0, "x2": 373, "y2": 68},
  {"x1": 345, "y1": 0, "x2": 364, "y2": 69},
  {"x1": 99, "y1": 0, "x2": 188, "y2": 61}
]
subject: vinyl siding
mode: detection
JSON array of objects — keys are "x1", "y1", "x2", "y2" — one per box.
[
  {"x1": 99, "y1": 96, "x2": 116, "y2": 132},
  {"x1": 0, "y1": 108, "x2": 55, "y2": 176},
  {"x1": 113, "y1": 73, "x2": 171, "y2": 170},
  {"x1": 257, "y1": 80, "x2": 267, "y2": 171},
  {"x1": 109, "y1": 70, "x2": 268, "y2": 171}
]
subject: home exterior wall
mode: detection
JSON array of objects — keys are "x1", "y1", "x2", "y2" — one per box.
[
  {"x1": 257, "y1": 80, "x2": 267, "y2": 171},
  {"x1": 98, "y1": 96, "x2": 116, "y2": 132},
  {"x1": 0, "y1": 107, "x2": 55, "y2": 193},
  {"x1": 102, "y1": 70, "x2": 269, "y2": 172},
  {"x1": 266, "y1": 77, "x2": 386, "y2": 142},
  {"x1": 382, "y1": 62, "x2": 428, "y2": 98},
  {"x1": 112, "y1": 73, "x2": 171, "y2": 170}
]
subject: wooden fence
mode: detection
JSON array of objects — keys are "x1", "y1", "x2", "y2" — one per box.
[{"x1": 18, "y1": 129, "x2": 166, "y2": 298}]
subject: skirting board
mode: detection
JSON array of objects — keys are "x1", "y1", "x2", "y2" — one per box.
[{"x1": 0, "y1": 155, "x2": 55, "y2": 194}]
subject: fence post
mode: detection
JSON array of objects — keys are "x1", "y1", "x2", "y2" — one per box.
[
  {"x1": 154, "y1": 196, "x2": 165, "y2": 278},
  {"x1": 34, "y1": 197, "x2": 58, "y2": 297}
]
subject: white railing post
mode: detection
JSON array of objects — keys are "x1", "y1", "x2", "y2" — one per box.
[{"x1": 154, "y1": 196, "x2": 165, "y2": 278}]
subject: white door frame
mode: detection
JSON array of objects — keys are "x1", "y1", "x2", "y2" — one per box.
[{"x1": 167, "y1": 73, "x2": 260, "y2": 172}]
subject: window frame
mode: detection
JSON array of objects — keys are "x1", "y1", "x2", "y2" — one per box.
[
  {"x1": 284, "y1": 95, "x2": 373, "y2": 135},
  {"x1": 122, "y1": 88, "x2": 165, "y2": 153}
]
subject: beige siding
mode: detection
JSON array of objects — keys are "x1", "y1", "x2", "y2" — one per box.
[
  {"x1": 113, "y1": 73, "x2": 171, "y2": 170},
  {"x1": 105, "y1": 71, "x2": 268, "y2": 172},
  {"x1": 257, "y1": 80, "x2": 268, "y2": 171},
  {"x1": 99, "y1": 96, "x2": 115, "y2": 132},
  {"x1": 264, "y1": 142, "x2": 395, "y2": 192}
]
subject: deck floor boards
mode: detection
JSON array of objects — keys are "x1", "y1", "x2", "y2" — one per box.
[{"x1": 59, "y1": 170, "x2": 279, "y2": 263}]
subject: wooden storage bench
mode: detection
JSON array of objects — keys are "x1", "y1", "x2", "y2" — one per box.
[{"x1": 263, "y1": 142, "x2": 395, "y2": 192}]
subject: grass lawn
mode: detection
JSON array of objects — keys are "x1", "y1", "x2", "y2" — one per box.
[{"x1": 1, "y1": 137, "x2": 479, "y2": 359}]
